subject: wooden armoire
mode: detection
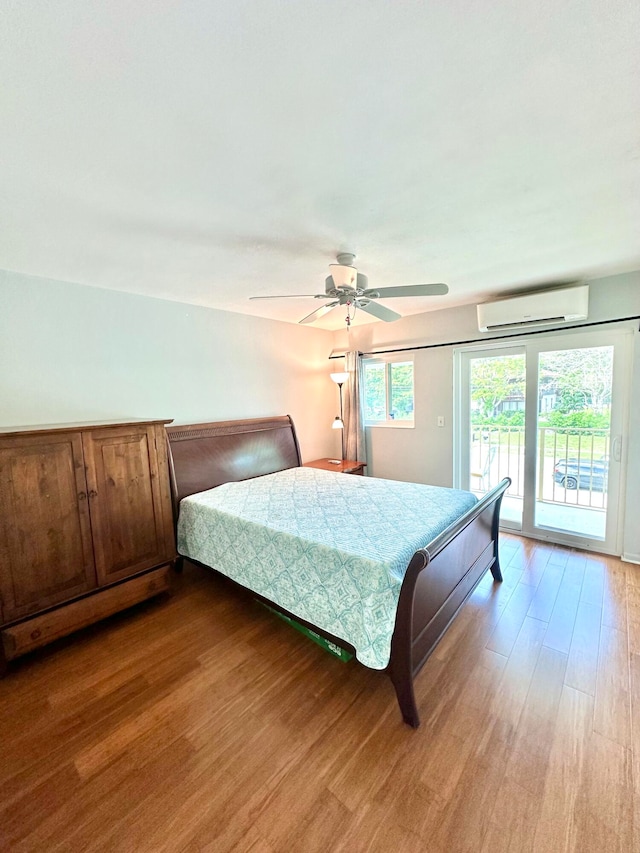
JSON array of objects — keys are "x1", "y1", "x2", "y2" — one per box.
[{"x1": 0, "y1": 419, "x2": 176, "y2": 671}]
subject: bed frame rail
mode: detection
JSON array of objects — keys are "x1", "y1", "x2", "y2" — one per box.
[{"x1": 387, "y1": 478, "x2": 510, "y2": 727}]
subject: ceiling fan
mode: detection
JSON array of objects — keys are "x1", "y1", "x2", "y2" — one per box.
[{"x1": 249, "y1": 252, "x2": 449, "y2": 327}]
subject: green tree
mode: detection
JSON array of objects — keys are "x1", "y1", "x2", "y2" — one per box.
[
  {"x1": 363, "y1": 363, "x2": 385, "y2": 420},
  {"x1": 470, "y1": 355, "x2": 525, "y2": 422},
  {"x1": 539, "y1": 347, "x2": 613, "y2": 414},
  {"x1": 390, "y1": 363, "x2": 414, "y2": 419},
  {"x1": 363, "y1": 361, "x2": 414, "y2": 421}
]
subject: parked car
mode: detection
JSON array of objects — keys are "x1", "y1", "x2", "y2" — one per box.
[{"x1": 553, "y1": 457, "x2": 609, "y2": 491}]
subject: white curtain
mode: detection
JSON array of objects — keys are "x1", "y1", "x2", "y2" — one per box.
[{"x1": 343, "y1": 351, "x2": 367, "y2": 464}]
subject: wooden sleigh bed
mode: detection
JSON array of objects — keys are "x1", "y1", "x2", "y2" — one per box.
[{"x1": 166, "y1": 415, "x2": 510, "y2": 728}]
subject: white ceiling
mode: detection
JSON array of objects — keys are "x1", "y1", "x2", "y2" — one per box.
[{"x1": 1, "y1": 1, "x2": 639, "y2": 330}]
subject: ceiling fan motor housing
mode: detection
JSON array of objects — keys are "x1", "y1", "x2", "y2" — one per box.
[{"x1": 325, "y1": 270, "x2": 369, "y2": 295}]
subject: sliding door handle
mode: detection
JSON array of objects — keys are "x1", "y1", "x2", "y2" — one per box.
[{"x1": 612, "y1": 435, "x2": 622, "y2": 462}]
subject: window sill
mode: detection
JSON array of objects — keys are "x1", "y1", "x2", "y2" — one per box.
[{"x1": 365, "y1": 421, "x2": 415, "y2": 429}]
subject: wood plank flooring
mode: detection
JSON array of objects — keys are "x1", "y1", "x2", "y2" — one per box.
[{"x1": 1, "y1": 534, "x2": 638, "y2": 851}]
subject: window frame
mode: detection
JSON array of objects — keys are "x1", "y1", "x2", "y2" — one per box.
[{"x1": 362, "y1": 356, "x2": 415, "y2": 428}]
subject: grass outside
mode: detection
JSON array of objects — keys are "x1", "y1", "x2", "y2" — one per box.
[{"x1": 473, "y1": 427, "x2": 609, "y2": 462}]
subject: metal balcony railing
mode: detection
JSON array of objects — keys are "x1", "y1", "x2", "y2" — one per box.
[{"x1": 471, "y1": 426, "x2": 610, "y2": 508}]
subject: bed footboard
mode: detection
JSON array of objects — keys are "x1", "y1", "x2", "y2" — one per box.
[{"x1": 386, "y1": 478, "x2": 510, "y2": 727}]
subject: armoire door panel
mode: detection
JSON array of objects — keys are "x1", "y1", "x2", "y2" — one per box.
[
  {"x1": 83, "y1": 426, "x2": 170, "y2": 584},
  {"x1": 0, "y1": 433, "x2": 96, "y2": 621}
]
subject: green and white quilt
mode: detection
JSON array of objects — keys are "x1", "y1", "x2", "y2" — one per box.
[{"x1": 177, "y1": 467, "x2": 477, "y2": 669}]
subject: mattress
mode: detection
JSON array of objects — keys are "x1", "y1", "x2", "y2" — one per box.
[{"x1": 177, "y1": 466, "x2": 477, "y2": 669}]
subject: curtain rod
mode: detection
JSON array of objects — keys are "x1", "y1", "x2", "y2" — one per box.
[{"x1": 328, "y1": 314, "x2": 640, "y2": 359}]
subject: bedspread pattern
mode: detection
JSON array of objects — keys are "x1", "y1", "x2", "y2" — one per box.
[{"x1": 177, "y1": 467, "x2": 476, "y2": 669}]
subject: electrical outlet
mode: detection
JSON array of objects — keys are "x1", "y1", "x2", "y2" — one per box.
[{"x1": 437, "y1": 416, "x2": 445, "y2": 427}]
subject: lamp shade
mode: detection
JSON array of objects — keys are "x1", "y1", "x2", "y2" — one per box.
[
  {"x1": 330, "y1": 372, "x2": 349, "y2": 385},
  {"x1": 331, "y1": 417, "x2": 344, "y2": 429}
]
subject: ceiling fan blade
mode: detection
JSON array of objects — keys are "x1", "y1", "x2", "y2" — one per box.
[
  {"x1": 249, "y1": 293, "x2": 326, "y2": 300},
  {"x1": 357, "y1": 301, "x2": 401, "y2": 322},
  {"x1": 363, "y1": 283, "x2": 449, "y2": 298},
  {"x1": 299, "y1": 301, "x2": 340, "y2": 324}
]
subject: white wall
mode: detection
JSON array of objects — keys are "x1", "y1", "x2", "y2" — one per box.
[
  {"x1": 0, "y1": 270, "x2": 339, "y2": 462},
  {"x1": 332, "y1": 271, "x2": 640, "y2": 560},
  {"x1": 2, "y1": 267, "x2": 637, "y2": 557}
]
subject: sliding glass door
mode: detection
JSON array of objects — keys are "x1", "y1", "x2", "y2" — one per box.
[
  {"x1": 458, "y1": 347, "x2": 526, "y2": 530},
  {"x1": 456, "y1": 330, "x2": 630, "y2": 553},
  {"x1": 532, "y1": 345, "x2": 614, "y2": 541}
]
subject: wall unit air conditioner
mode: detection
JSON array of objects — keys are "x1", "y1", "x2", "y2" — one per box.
[{"x1": 477, "y1": 285, "x2": 589, "y2": 333}]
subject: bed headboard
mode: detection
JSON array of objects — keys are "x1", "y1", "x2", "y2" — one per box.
[{"x1": 165, "y1": 415, "x2": 302, "y2": 514}]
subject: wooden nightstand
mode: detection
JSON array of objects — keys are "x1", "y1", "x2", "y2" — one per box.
[{"x1": 304, "y1": 458, "x2": 367, "y2": 476}]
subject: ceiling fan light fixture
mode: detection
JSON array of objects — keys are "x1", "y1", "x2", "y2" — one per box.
[{"x1": 329, "y1": 263, "x2": 357, "y2": 289}]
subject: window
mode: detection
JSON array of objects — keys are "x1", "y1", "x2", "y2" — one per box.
[{"x1": 363, "y1": 359, "x2": 414, "y2": 425}]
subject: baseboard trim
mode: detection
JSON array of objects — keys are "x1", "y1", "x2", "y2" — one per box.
[{"x1": 622, "y1": 552, "x2": 640, "y2": 565}]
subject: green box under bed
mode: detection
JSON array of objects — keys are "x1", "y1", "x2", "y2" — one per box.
[{"x1": 258, "y1": 601, "x2": 353, "y2": 662}]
